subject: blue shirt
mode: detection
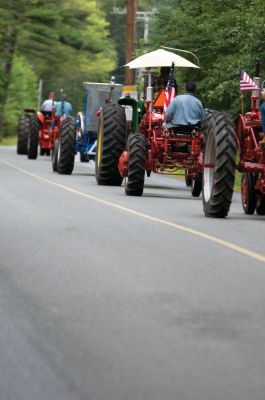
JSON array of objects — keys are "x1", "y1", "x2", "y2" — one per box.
[
  {"x1": 55, "y1": 101, "x2": 73, "y2": 118},
  {"x1": 163, "y1": 93, "x2": 204, "y2": 128}
]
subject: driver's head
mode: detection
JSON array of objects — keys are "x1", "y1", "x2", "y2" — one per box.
[{"x1": 185, "y1": 82, "x2": 196, "y2": 93}]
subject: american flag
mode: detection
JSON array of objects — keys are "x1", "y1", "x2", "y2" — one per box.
[
  {"x1": 164, "y1": 63, "x2": 176, "y2": 113},
  {"x1": 240, "y1": 69, "x2": 259, "y2": 92}
]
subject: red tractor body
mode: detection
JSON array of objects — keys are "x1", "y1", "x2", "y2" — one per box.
[
  {"x1": 139, "y1": 104, "x2": 207, "y2": 175},
  {"x1": 36, "y1": 111, "x2": 60, "y2": 155}
]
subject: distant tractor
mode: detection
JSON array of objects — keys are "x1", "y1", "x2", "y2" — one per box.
[
  {"x1": 27, "y1": 110, "x2": 57, "y2": 160},
  {"x1": 95, "y1": 50, "x2": 237, "y2": 218},
  {"x1": 52, "y1": 82, "x2": 123, "y2": 175},
  {"x1": 17, "y1": 94, "x2": 58, "y2": 160}
]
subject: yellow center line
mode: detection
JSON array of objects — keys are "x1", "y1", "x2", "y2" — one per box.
[{"x1": 1, "y1": 157, "x2": 265, "y2": 263}]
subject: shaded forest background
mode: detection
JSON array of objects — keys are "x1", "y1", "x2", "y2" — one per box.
[{"x1": 1, "y1": 0, "x2": 265, "y2": 136}]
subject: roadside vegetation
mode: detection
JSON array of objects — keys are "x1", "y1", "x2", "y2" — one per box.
[
  {"x1": 0, "y1": 136, "x2": 17, "y2": 146},
  {"x1": 0, "y1": 0, "x2": 117, "y2": 137}
]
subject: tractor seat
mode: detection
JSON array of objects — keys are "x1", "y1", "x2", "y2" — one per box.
[{"x1": 170, "y1": 124, "x2": 200, "y2": 134}]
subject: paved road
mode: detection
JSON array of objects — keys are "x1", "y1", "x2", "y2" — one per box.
[{"x1": 1, "y1": 146, "x2": 265, "y2": 400}]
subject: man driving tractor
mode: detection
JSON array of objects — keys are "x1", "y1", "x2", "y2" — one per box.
[
  {"x1": 163, "y1": 82, "x2": 204, "y2": 130},
  {"x1": 41, "y1": 92, "x2": 56, "y2": 117}
]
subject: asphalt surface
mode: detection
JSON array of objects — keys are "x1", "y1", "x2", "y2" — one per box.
[{"x1": 1, "y1": 145, "x2": 265, "y2": 400}]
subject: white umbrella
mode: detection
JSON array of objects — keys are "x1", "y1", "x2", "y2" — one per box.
[{"x1": 125, "y1": 48, "x2": 199, "y2": 69}]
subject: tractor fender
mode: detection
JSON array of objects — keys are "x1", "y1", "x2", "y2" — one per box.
[{"x1": 37, "y1": 111, "x2": 45, "y2": 125}]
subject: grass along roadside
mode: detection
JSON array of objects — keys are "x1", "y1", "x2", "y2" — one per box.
[{"x1": 0, "y1": 136, "x2": 17, "y2": 146}]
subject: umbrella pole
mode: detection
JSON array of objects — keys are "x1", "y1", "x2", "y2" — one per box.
[
  {"x1": 146, "y1": 68, "x2": 153, "y2": 111},
  {"x1": 145, "y1": 68, "x2": 153, "y2": 138}
]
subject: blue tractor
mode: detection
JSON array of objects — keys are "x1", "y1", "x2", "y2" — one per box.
[{"x1": 52, "y1": 80, "x2": 123, "y2": 174}]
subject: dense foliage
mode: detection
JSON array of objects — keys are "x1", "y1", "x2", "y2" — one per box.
[
  {"x1": 147, "y1": 0, "x2": 265, "y2": 115},
  {"x1": 0, "y1": 0, "x2": 116, "y2": 136}
]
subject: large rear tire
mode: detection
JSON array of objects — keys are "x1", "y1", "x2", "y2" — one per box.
[
  {"x1": 203, "y1": 112, "x2": 236, "y2": 218},
  {"x1": 125, "y1": 133, "x2": 147, "y2": 196},
  {"x1": 57, "y1": 119, "x2": 76, "y2": 175},
  {"x1": 27, "y1": 115, "x2": 39, "y2": 159},
  {"x1": 17, "y1": 115, "x2": 30, "y2": 155},
  {"x1": 96, "y1": 104, "x2": 126, "y2": 185}
]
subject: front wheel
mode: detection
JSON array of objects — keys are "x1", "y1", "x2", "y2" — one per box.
[
  {"x1": 241, "y1": 172, "x2": 256, "y2": 214},
  {"x1": 203, "y1": 112, "x2": 236, "y2": 218},
  {"x1": 191, "y1": 173, "x2": 202, "y2": 197},
  {"x1": 125, "y1": 133, "x2": 147, "y2": 196},
  {"x1": 57, "y1": 119, "x2": 76, "y2": 175},
  {"x1": 256, "y1": 193, "x2": 265, "y2": 215},
  {"x1": 185, "y1": 169, "x2": 192, "y2": 187}
]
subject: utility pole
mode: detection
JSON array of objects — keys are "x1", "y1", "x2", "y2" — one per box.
[
  {"x1": 125, "y1": 0, "x2": 137, "y2": 85},
  {"x1": 136, "y1": 10, "x2": 157, "y2": 44}
]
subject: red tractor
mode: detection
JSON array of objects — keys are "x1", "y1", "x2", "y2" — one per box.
[
  {"x1": 96, "y1": 51, "x2": 237, "y2": 218},
  {"x1": 236, "y1": 78, "x2": 265, "y2": 215},
  {"x1": 26, "y1": 92, "x2": 76, "y2": 174},
  {"x1": 118, "y1": 98, "x2": 236, "y2": 218}
]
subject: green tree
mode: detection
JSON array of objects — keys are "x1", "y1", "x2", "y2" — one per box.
[
  {"x1": 0, "y1": 0, "x2": 117, "y2": 136},
  {"x1": 144, "y1": 0, "x2": 265, "y2": 116},
  {"x1": 3, "y1": 55, "x2": 38, "y2": 136}
]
